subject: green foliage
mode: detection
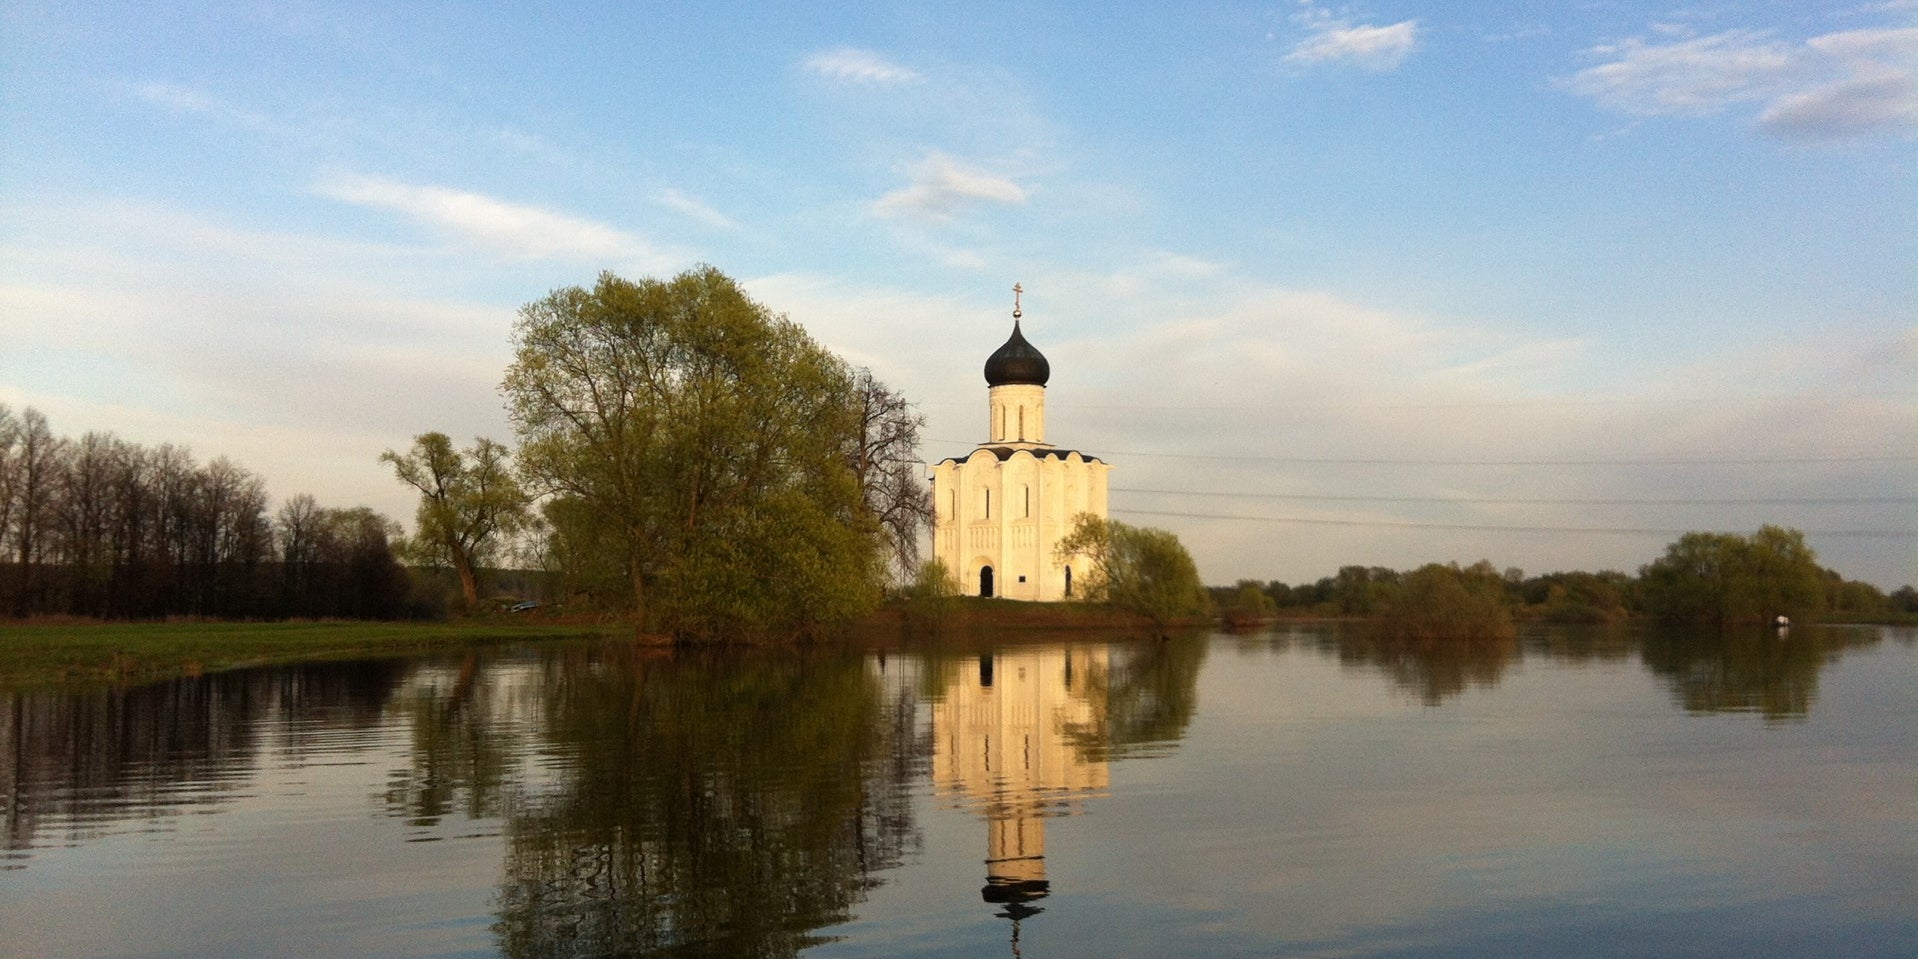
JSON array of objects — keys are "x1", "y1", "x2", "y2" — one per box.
[
  {"x1": 1055, "y1": 514, "x2": 1210, "y2": 631},
  {"x1": 1332, "y1": 565, "x2": 1400, "y2": 615},
  {"x1": 1892, "y1": 585, "x2": 1918, "y2": 615},
  {"x1": 1373, "y1": 560, "x2": 1517, "y2": 643},
  {"x1": 904, "y1": 559, "x2": 961, "y2": 603},
  {"x1": 380, "y1": 432, "x2": 528, "y2": 611},
  {"x1": 1824, "y1": 572, "x2": 1889, "y2": 620},
  {"x1": 1641, "y1": 525, "x2": 1826, "y2": 627},
  {"x1": 1220, "y1": 579, "x2": 1277, "y2": 627},
  {"x1": 502, "y1": 267, "x2": 888, "y2": 640},
  {"x1": 899, "y1": 559, "x2": 963, "y2": 629},
  {"x1": 530, "y1": 494, "x2": 628, "y2": 609},
  {"x1": 1528, "y1": 569, "x2": 1635, "y2": 623}
]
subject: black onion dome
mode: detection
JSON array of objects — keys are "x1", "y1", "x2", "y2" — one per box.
[{"x1": 983, "y1": 321, "x2": 1050, "y2": 386}]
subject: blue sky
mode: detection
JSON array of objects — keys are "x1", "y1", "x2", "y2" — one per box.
[{"x1": 3, "y1": 0, "x2": 1914, "y2": 587}]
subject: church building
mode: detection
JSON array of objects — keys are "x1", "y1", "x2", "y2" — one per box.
[{"x1": 929, "y1": 288, "x2": 1111, "y2": 600}]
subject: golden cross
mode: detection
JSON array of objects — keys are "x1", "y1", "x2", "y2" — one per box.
[{"x1": 1012, "y1": 282, "x2": 1023, "y2": 319}]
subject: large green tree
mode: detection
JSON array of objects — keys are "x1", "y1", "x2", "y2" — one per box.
[
  {"x1": 380, "y1": 432, "x2": 527, "y2": 611},
  {"x1": 1640, "y1": 525, "x2": 1826, "y2": 627},
  {"x1": 502, "y1": 267, "x2": 889, "y2": 639},
  {"x1": 1055, "y1": 514, "x2": 1210, "y2": 633}
]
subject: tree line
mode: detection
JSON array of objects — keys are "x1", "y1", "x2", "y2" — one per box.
[
  {"x1": 1215, "y1": 524, "x2": 1916, "y2": 630},
  {"x1": 0, "y1": 405, "x2": 419, "y2": 620},
  {"x1": 2, "y1": 268, "x2": 935, "y2": 636}
]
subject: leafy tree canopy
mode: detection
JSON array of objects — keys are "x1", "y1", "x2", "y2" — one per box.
[
  {"x1": 380, "y1": 432, "x2": 527, "y2": 610},
  {"x1": 1055, "y1": 514, "x2": 1210, "y2": 632},
  {"x1": 1640, "y1": 525, "x2": 1826, "y2": 627},
  {"x1": 502, "y1": 267, "x2": 894, "y2": 640}
]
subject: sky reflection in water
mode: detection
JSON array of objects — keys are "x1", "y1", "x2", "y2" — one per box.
[{"x1": 1, "y1": 625, "x2": 1912, "y2": 958}]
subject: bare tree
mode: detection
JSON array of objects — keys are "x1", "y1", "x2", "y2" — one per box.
[
  {"x1": 847, "y1": 368, "x2": 933, "y2": 580},
  {"x1": 8, "y1": 408, "x2": 62, "y2": 615}
]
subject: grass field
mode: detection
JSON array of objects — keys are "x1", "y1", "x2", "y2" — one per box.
[
  {"x1": 0, "y1": 598, "x2": 1196, "y2": 689},
  {"x1": 0, "y1": 620, "x2": 625, "y2": 688}
]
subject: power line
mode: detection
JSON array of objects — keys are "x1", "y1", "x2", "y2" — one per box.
[
  {"x1": 1109, "y1": 508, "x2": 1918, "y2": 538},
  {"x1": 920, "y1": 392, "x2": 1918, "y2": 412},
  {"x1": 1096, "y1": 449, "x2": 1916, "y2": 466},
  {"x1": 1112, "y1": 487, "x2": 1918, "y2": 506},
  {"x1": 924, "y1": 439, "x2": 1916, "y2": 467}
]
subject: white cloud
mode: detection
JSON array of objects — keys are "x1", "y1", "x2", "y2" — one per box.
[
  {"x1": 317, "y1": 174, "x2": 678, "y2": 266},
  {"x1": 1284, "y1": 4, "x2": 1417, "y2": 71},
  {"x1": 1562, "y1": 25, "x2": 1918, "y2": 139},
  {"x1": 133, "y1": 81, "x2": 270, "y2": 128},
  {"x1": 1286, "y1": 20, "x2": 1420, "y2": 70},
  {"x1": 1562, "y1": 31, "x2": 1797, "y2": 115},
  {"x1": 872, "y1": 152, "x2": 1028, "y2": 222},
  {"x1": 0, "y1": 199, "x2": 535, "y2": 526},
  {"x1": 655, "y1": 188, "x2": 739, "y2": 230},
  {"x1": 804, "y1": 47, "x2": 923, "y2": 85}
]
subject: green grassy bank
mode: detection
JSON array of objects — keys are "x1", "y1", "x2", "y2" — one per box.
[
  {"x1": 1, "y1": 598, "x2": 1175, "y2": 689},
  {"x1": 0, "y1": 620, "x2": 623, "y2": 688}
]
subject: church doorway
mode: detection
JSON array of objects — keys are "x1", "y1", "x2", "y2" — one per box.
[{"x1": 980, "y1": 566, "x2": 995, "y2": 598}]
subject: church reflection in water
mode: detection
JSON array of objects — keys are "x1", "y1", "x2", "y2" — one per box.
[{"x1": 928, "y1": 646, "x2": 1111, "y2": 924}]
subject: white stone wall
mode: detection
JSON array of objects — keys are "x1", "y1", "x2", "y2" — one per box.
[
  {"x1": 930, "y1": 446, "x2": 1111, "y2": 601},
  {"x1": 987, "y1": 384, "x2": 1047, "y2": 446}
]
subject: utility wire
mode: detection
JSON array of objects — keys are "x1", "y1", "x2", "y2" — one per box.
[
  {"x1": 1109, "y1": 508, "x2": 1918, "y2": 538},
  {"x1": 1097, "y1": 450, "x2": 1915, "y2": 466},
  {"x1": 919, "y1": 392, "x2": 1917, "y2": 412},
  {"x1": 924, "y1": 439, "x2": 1912, "y2": 466},
  {"x1": 1111, "y1": 487, "x2": 1918, "y2": 506}
]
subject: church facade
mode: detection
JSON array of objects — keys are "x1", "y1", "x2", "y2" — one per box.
[{"x1": 929, "y1": 294, "x2": 1111, "y2": 600}]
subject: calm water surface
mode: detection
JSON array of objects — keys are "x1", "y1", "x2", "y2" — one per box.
[{"x1": 2, "y1": 624, "x2": 1913, "y2": 958}]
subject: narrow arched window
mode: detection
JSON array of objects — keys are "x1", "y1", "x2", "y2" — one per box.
[
  {"x1": 1018, "y1": 406, "x2": 1025, "y2": 441},
  {"x1": 1023, "y1": 485, "x2": 1030, "y2": 517},
  {"x1": 984, "y1": 488, "x2": 991, "y2": 518}
]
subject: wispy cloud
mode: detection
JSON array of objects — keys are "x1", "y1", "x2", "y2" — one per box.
[
  {"x1": 655, "y1": 188, "x2": 738, "y2": 230},
  {"x1": 1285, "y1": 4, "x2": 1419, "y2": 70},
  {"x1": 1561, "y1": 25, "x2": 1918, "y2": 139},
  {"x1": 133, "y1": 81, "x2": 270, "y2": 128},
  {"x1": 317, "y1": 174, "x2": 676, "y2": 265},
  {"x1": 872, "y1": 152, "x2": 1027, "y2": 222},
  {"x1": 804, "y1": 47, "x2": 923, "y2": 85}
]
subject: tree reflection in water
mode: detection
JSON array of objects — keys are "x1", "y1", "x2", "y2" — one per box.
[
  {"x1": 1263, "y1": 621, "x2": 1885, "y2": 716},
  {"x1": 1640, "y1": 626, "x2": 1884, "y2": 720},
  {"x1": 2, "y1": 627, "x2": 1896, "y2": 956},
  {"x1": 488, "y1": 644, "x2": 924, "y2": 959},
  {"x1": 1, "y1": 661, "x2": 407, "y2": 858},
  {"x1": 1334, "y1": 626, "x2": 1520, "y2": 707}
]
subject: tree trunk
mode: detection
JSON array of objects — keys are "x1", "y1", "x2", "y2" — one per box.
[
  {"x1": 454, "y1": 554, "x2": 479, "y2": 611},
  {"x1": 629, "y1": 542, "x2": 649, "y2": 632}
]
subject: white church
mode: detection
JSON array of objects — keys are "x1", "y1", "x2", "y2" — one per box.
[{"x1": 929, "y1": 288, "x2": 1111, "y2": 600}]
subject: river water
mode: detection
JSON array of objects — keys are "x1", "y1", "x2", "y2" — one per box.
[{"x1": 2, "y1": 624, "x2": 1912, "y2": 958}]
